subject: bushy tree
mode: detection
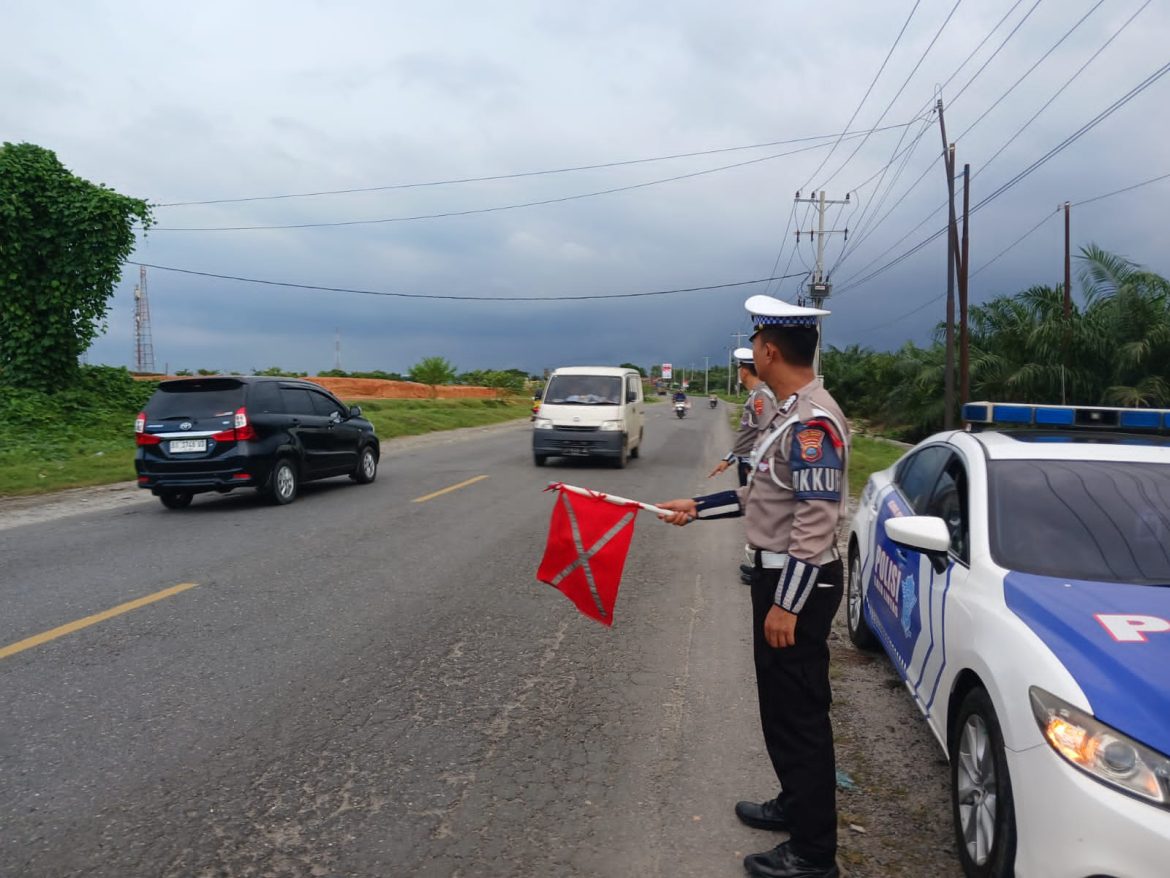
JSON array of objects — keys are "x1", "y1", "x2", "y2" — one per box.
[
  {"x1": 408, "y1": 356, "x2": 457, "y2": 396},
  {"x1": 0, "y1": 143, "x2": 152, "y2": 390}
]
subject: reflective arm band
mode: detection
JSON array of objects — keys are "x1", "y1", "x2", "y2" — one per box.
[
  {"x1": 775, "y1": 557, "x2": 821, "y2": 614},
  {"x1": 723, "y1": 451, "x2": 737, "y2": 463},
  {"x1": 694, "y1": 490, "x2": 743, "y2": 520}
]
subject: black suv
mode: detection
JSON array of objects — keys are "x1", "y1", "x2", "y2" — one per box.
[{"x1": 135, "y1": 377, "x2": 379, "y2": 509}]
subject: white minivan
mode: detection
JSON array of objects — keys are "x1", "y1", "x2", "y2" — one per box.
[{"x1": 532, "y1": 366, "x2": 645, "y2": 467}]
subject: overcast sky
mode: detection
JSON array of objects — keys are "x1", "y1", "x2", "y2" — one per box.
[{"x1": 5, "y1": 0, "x2": 1169, "y2": 377}]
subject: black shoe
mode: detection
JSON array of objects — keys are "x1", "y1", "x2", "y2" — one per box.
[
  {"x1": 734, "y1": 797, "x2": 789, "y2": 831},
  {"x1": 743, "y1": 841, "x2": 839, "y2": 878},
  {"x1": 741, "y1": 573, "x2": 753, "y2": 585},
  {"x1": 740, "y1": 563, "x2": 754, "y2": 577}
]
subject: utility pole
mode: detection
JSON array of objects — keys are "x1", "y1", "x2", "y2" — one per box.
[
  {"x1": 334, "y1": 329, "x2": 342, "y2": 371},
  {"x1": 938, "y1": 98, "x2": 959, "y2": 429},
  {"x1": 960, "y1": 164, "x2": 971, "y2": 407},
  {"x1": 1062, "y1": 200, "x2": 1072, "y2": 403},
  {"x1": 704, "y1": 356, "x2": 710, "y2": 394},
  {"x1": 133, "y1": 265, "x2": 156, "y2": 374},
  {"x1": 794, "y1": 190, "x2": 849, "y2": 374}
]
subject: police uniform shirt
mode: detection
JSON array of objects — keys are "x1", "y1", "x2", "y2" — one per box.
[
  {"x1": 692, "y1": 377, "x2": 850, "y2": 615},
  {"x1": 729, "y1": 384, "x2": 777, "y2": 462}
]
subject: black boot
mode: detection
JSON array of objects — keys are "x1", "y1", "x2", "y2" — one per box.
[
  {"x1": 743, "y1": 841, "x2": 839, "y2": 878},
  {"x1": 734, "y1": 797, "x2": 789, "y2": 831}
]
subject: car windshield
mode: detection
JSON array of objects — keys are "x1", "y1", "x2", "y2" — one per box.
[
  {"x1": 148, "y1": 381, "x2": 246, "y2": 419},
  {"x1": 543, "y1": 376, "x2": 622, "y2": 405},
  {"x1": 989, "y1": 459, "x2": 1170, "y2": 584}
]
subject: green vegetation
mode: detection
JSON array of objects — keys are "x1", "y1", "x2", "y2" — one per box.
[
  {"x1": 354, "y1": 398, "x2": 532, "y2": 439},
  {"x1": 407, "y1": 356, "x2": 457, "y2": 391},
  {"x1": 0, "y1": 143, "x2": 152, "y2": 391},
  {"x1": 848, "y1": 435, "x2": 905, "y2": 498},
  {"x1": 0, "y1": 366, "x2": 158, "y2": 495}
]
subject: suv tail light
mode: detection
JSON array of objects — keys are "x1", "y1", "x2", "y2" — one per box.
[
  {"x1": 211, "y1": 406, "x2": 258, "y2": 443},
  {"x1": 135, "y1": 412, "x2": 161, "y2": 445}
]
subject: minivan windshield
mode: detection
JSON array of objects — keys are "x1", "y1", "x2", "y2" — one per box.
[
  {"x1": 148, "y1": 380, "x2": 245, "y2": 419},
  {"x1": 989, "y1": 459, "x2": 1170, "y2": 584},
  {"x1": 543, "y1": 376, "x2": 622, "y2": 405}
]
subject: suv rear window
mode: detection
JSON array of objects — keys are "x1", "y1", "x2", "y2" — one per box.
[{"x1": 148, "y1": 380, "x2": 245, "y2": 418}]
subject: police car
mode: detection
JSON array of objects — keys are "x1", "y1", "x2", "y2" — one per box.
[{"x1": 847, "y1": 403, "x2": 1170, "y2": 878}]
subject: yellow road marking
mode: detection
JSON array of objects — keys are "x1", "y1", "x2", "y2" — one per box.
[
  {"x1": 0, "y1": 582, "x2": 199, "y2": 661},
  {"x1": 412, "y1": 474, "x2": 490, "y2": 503}
]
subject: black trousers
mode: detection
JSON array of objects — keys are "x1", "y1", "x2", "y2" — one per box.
[
  {"x1": 750, "y1": 558, "x2": 844, "y2": 865},
  {"x1": 737, "y1": 460, "x2": 751, "y2": 487}
]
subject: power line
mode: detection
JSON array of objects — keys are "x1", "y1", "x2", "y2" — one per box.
[
  {"x1": 125, "y1": 261, "x2": 808, "y2": 302},
  {"x1": 816, "y1": 0, "x2": 963, "y2": 190},
  {"x1": 953, "y1": 0, "x2": 1107, "y2": 143},
  {"x1": 154, "y1": 122, "x2": 919, "y2": 208},
  {"x1": 862, "y1": 168, "x2": 1170, "y2": 329},
  {"x1": 796, "y1": 0, "x2": 921, "y2": 193},
  {"x1": 835, "y1": 58, "x2": 1170, "y2": 296},
  {"x1": 834, "y1": 2, "x2": 1154, "y2": 293},
  {"x1": 948, "y1": 0, "x2": 1046, "y2": 106},
  {"x1": 152, "y1": 137, "x2": 863, "y2": 232}
]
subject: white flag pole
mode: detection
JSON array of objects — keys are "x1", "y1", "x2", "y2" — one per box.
[{"x1": 546, "y1": 481, "x2": 672, "y2": 517}]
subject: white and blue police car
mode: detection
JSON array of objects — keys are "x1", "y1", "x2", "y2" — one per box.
[{"x1": 847, "y1": 402, "x2": 1170, "y2": 878}]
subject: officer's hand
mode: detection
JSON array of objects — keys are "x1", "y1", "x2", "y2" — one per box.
[
  {"x1": 657, "y1": 499, "x2": 697, "y2": 526},
  {"x1": 764, "y1": 605, "x2": 797, "y2": 648},
  {"x1": 708, "y1": 460, "x2": 730, "y2": 478}
]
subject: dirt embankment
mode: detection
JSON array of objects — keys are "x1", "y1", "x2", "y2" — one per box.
[
  {"x1": 301, "y1": 377, "x2": 498, "y2": 399},
  {"x1": 138, "y1": 376, "x2": 500, "y2": 400}
]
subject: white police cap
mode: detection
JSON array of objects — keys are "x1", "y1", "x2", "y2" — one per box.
[
  {"x1": 745, "y1": 294, "x2": 829, "y2": 335},
  {"x1": 733, "y1": 346, "x2": 755, "y2": 365}
]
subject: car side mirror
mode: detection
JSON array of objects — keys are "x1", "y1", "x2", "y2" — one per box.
[
  {"x1": 348, "y1": 405, "x2": 362, "y2": 418},
  {"x1": 884, "y1": 516, "x2": 951, "y2": 573},
  {"x1": 533, "y1": 388, "x2": 542, "y2": 400}
]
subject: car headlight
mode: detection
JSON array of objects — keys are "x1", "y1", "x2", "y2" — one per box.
[
  {"x1": 598, "y1": 420, "x2": 623, "y2": 432},
  {"x1": 533, "y1": 418, "x2": 554, "y2": 430},
  {"x1": 1030, "y1": 686, "x2": 1170, "y2": 807}
]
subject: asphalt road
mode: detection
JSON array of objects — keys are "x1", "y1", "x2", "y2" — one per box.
[{"x1": 0, "y1": 402, "x2": 804, "y2": 878}]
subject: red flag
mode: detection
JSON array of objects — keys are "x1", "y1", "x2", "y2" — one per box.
[{"x1": 537, "y1": 487, "x2": 639, "y2": 626}]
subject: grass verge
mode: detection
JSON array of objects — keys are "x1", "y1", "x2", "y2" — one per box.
[{"x1": 849, "y1": 435, "x2": 905, "y2": 497}]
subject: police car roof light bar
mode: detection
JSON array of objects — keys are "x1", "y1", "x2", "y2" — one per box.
[{"x1": 962, "y1": 401, "x2": 1170, "y2": 433}]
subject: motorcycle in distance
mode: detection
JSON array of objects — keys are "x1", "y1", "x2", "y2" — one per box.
[
  {"x1": 708, "y1": 394, "x2": 718, "y2": 409},
  {"x1": 674, "y1": 401, "x2": 688, "y2": 418}
]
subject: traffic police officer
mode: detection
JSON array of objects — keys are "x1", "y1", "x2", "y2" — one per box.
[
  {"x1": 710, "y1": 347, "x2": 778, "y2": 584},
  {"x1": 658, "y1": 295, "x2": 848, "y2": 878},
  {"x1": 710, "y1": 347, "x2": 777, "y2": 487}
]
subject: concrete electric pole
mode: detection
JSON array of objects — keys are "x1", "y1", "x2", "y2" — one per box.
[{"x1": 794, "y1": 190, "x2": 849, "y2": 374}]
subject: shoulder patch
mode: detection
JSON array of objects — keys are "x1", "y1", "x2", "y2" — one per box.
[
  {"x1": 753, "y1": 396, "x2": 764, "y2": 417},
  {"x1": 797, "y1": 428, "x2": 824, "y2": 462}
]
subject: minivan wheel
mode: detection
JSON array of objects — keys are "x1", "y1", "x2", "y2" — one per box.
[
  {"x1": 159, "y1": 491, "x2": 193, "y2": 510},
  {"x1": 534, "y1": 453, "x2": 547, "y2": 467},
  {"x1": 611, "y1": 438, "x2": 628, "y2": 469},
  {"x1": 352, "y1": 446, "x2": 378, "y2": 484},
  {"x1": 268, "y1": 459, "x2": 299, "y2": 505}
]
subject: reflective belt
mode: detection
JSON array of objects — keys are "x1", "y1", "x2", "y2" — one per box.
[{"x1": 753, "y1": 546, "x2": 840, "y2": 570}]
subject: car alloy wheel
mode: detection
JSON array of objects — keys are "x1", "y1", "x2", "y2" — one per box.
[
  {"x1": 846, "y1": 544, "x2": 878, "y2": 649},
  {"x1": 951, "y1": 687, "x2": 1016, "y2": 878},
  {"x1": 270, "y1": 459, "x2": 298, "y2": 505},
  {"x1": 354, "y1": 447, "x2": 377, "y2": 484}
]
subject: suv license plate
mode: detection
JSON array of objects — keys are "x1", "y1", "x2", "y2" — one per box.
[{"x1": 169, "y1": 439, "x2": 207, "y2": 453}]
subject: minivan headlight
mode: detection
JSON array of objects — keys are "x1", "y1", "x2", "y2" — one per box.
[
  {"x1": 533, "y1": 418, "x2": 553, "y2": 430},
  {"x1": 1030, "y1": 687, "x2": 1170, "y2": 807},
  {"x1": 599, "y1": 420, "x2": 623, "y2": 432}
]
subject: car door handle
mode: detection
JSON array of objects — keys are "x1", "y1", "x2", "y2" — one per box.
[{"x1": 291, "y1": 418, "x2": 301, "y2": 425}]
